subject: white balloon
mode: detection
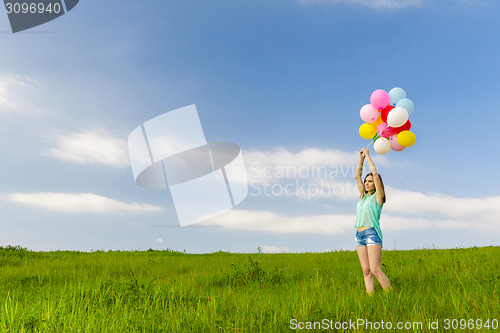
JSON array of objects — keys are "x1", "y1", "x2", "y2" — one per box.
[
  {"x1": 374, "y1": 137, "x2": 391, "y2": 154},
  {"x1": 387, "y1": 107, "x2": 409, "y2": 128}
]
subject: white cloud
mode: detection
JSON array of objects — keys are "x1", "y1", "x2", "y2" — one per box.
[
  {"x1": 384, "y1": 186, "x2": 500, "y2": 222},
  {"x1": 260, "y1": 244, "x2": 290, "y2": 253},
  {"x1": 0, "y1": 73, "x2": 55, "y2": 116},
  {"x1": 242, "y1": 147, "x2": 500, "y2": 229},
  {"x1": 200, "y1": 208, "x2": 499, "y2": 235},
  {"x1": 298, "y1": 0, "x2": 423, "y2": 9},
  {"x1": 155, "y1": 238, "x2": 164, "y2": 243},
  {"x1": 0, "y1": 74, "x2": 126, "y2": 168},
  {"x1": 353, "y1": 0, "x2": 422, "y2": 9},
  {"x1": 201, "y1": 209, "x2": 354, "y2": 235},
  {"x1": 44, "y1": 128, "x2": 129, "y2": 168},
  {"x1": 243, "y1": 148, "x2": 389, "y2": 200},
  {"x1": 244, "y1": 147, "x2": 387, "y2": 200},
  {"x1": 8, "y1": 192, "x2": 163, "y2": 214},
  {"x1": 380, "y1": 215, "x2": 498, "y2": 231}
]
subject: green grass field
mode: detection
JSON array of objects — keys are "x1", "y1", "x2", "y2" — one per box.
[{"x1": 0, "y1": 245, "x2": 498, "y2": 332}]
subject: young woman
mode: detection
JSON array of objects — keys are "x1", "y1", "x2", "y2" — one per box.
[{"x1": 354, "y1": 147, "x2": 391, "y2": 294}]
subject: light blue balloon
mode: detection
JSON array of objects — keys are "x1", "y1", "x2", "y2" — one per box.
[
  {"x1": 396, "y1": 98, "x2": 414, "y2": 115},
  {"x1": 388, "y1": 87, "x2": 406, "y2": 105}
]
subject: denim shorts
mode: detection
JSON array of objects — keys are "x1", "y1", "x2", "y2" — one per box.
[{"x1": 355, "y1": 228, "x2": 382, "y2": 247}]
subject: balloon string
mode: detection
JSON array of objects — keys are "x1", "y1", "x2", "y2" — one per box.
[{"x1": 365, "y1": 139, "x2": 374, "y2": 149}]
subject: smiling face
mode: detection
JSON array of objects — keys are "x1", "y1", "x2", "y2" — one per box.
[{"x1": 364, "y1": 175, "x2": 375, "y2": 193}]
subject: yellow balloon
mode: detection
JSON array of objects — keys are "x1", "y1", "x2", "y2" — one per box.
[
  {"x1": 397, "y1": 130, "x2": 416, "y2": 147},
  {"x1": 359, "y1": 123, "x2": 376, "y2": 140},
  {"x1": 371, "y1": 115, "x2": 383, "y2": 127}
]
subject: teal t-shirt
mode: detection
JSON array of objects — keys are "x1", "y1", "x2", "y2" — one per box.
[{"x1": 355, "y1": 191, "x2": 383, "y2": 242}]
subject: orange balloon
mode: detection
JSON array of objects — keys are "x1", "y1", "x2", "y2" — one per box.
[{"x1": 371, "y1": 115, "x2": 383, "y2": 128}]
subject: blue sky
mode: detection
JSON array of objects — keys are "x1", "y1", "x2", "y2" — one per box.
[{"x1": 0, "y1": 0, "x2": 499, "y2": 253}]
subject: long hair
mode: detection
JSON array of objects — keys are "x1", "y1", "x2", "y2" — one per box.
[{"x1": 362, "y1": 172, "x2": 386, "y2": 203}]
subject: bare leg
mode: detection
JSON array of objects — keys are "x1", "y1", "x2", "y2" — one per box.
[
  {"x1": 367, "y1": 245, "x2": 391, "y2": 291},
  {"x1": 356, "y1": 246, "x2": 375, "y2": 294}
]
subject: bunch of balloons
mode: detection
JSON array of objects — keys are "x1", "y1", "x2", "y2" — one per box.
[{"x1": 358, "y1": 87, "x2": 416, "y2": 154}]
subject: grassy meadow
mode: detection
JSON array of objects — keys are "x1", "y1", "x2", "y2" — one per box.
[{"x1": 0, "y1": 245, "x2": 498, "y2": 332}]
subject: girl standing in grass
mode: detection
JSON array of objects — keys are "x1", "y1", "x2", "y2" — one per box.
[{"x1": 354, "y1": 147, "x2": 391, "y2": 294}]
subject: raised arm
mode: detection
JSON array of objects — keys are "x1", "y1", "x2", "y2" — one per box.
[
  {"x1": 362, "y1": 148, "x2": 385, "y2": 206},
  {"x1": 355, "y1": 149, "x2": 365, "y2": 196}
]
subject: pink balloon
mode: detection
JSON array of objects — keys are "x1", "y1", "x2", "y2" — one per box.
[
  {"x1": 389, "y1": 135, "x2": 406, "y2": 152},
  {"x1": 360, "y1": 104, "x2": 379, "y2": 123},
  {"x1": 370, "y1": 89, "x2": 390, "y2": 110},
  {"x1": 377, "y1": 123, "x2": 394, "y2": 139}
]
